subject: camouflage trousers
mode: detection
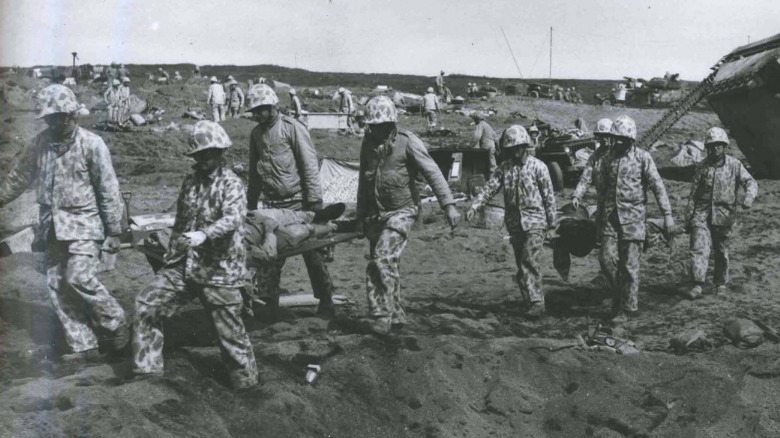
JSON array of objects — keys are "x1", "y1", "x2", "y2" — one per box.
[
  {"x1": 46, "y1": 238, "x2": 126, "y2": 353},
  {"x1": 509, "y1": 229, "x2": 546, "y2": 304},
  {"x1": 599, "y1": 212, "x2": 643, "y2": 313},
  {"x1": 211, "y1": 104, "x2": 226, "y2": 122},
  {"x1": 690, "y1": 224, "x2": 730, "y2": 286},
  {"x1": 365, "y1": 207, "x2": 419, "y2": 325},
  {"x1": 228, "y1": 105, "x2": 241, "y2": 118},
  {"x1": 133, "y1": 264, "x2": 258, "y2": 389}
]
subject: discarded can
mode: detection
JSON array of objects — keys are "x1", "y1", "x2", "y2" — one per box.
[{"x1": 306, "y1": 364, "x2": 321, "y2": 384}]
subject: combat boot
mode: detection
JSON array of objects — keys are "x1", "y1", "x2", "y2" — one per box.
[
  {"x1": 714, "y1": 284, "x2": 728, "y2": 295},
  {"x1": 683, "y1": 285, "x2": 703, "y2": 300},
  {"x1": 526, "y1": 302, "x2": 546, "y2": 318}
]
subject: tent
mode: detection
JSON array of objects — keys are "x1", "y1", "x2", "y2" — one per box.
[{"x1": 319, "y1": 158, "x2": 359, "y2": 204}]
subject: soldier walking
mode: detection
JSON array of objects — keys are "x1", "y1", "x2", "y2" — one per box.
[
  {"x1": 471, "y1": 112, "x2": 497, "y2": 172},
  {"x1": 132, "y1": 121, "x2": 258, "y2": 390},
  {"x1": 466, "y1": 125, "x2": 557, "y2": 317},
  {"x1": 595, "y1": 115, "x2": 674, "y2": 323},
  {"x1": 0, "y1": 85, "x2": 128, "y2": 360},
  {"x1": 683, "y1": 127, "x2": 757, "y2": 299},
  {"x1": 207, "y1": 76, "x2": 227, "y2": 122},
  {"x1": 227, "y1": 79, "x2": 245, "y2": 119},
  {"x1": 422, "y1": 87, "x2": 440, "y2": 131},
  {"x1": 245, "y1": 84, "x2": 336, "y2": 316},
  {"x1": 357, "y1": 95, "x2": 460, "y2": 333},
  {"x1": 571, "y1": 118, "x2": 614, "y2": 209}
]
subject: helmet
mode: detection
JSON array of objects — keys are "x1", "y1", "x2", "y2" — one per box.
[
  {"x1": 528, "y1": 124, "x2": 539, "y2": 133},
  {"x1": 705, "y1": 127, "x2": 729, "y2": 146},
  {"x1": 158, "y1": 67, "x2": 163, "y2": 71},
  {"x1": 440, "y1": 70, "x2": 445, "y2": 74},
  {"x1": 354, "y1": 109, "x2": 365, "y2": 118},
  {"x1": 594, "y1": 118, "x2": 613, "y2": 135},
  {"x1": 364, "y1": 95, "x2": 398, "y2": 124},
  {"x1": 186, "y1": 120, "x2": 232, "y2": 156},
  {"x1": 246, "y1": 83, "x2": 279, "y2": 110},
  {"x1": 338, "y1": 87, "x2": 346, "y2": 94},
  {"x1": 427, "y1": 87, "x2": 434, "y2": 93},
  {"x1": 227, "y1": 79, "x2": 237, "y2": 86},
  {"x1": 36, "y1": 84, "x2": 80, "y2": 119},
  {"x1": 501, "y1": 125, "x2": 531, "y2": 149},
  {"x1": 289, "y1": 88, "x2": 297, "y2": 95},
  {"x1": 112, "y1": 79, "x2": 121, "y2": 86},
  {"x1": 121, "y1": 77, "x2": 130, "y2": 83},
  {"x1": 227, "y1": 75, "x2": 234, "y2": 81},
  {"x1": 209, "y1": 76, "x2": 218, "y2": 82},
  {"x1": 610, "y1": 115, "x2": 637, "y2": 140}
]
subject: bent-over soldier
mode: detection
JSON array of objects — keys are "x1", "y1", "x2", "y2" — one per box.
[{"x1": 132, "y1": 121, "x2": 258, "y2": 389}]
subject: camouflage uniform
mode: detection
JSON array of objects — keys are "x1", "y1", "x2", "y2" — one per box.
[
  {"x1": 133, "y1": 165, "x2": 258, "y2": 389},
  {"x1": 596, "y1": 146, "x2": 672, "y2": 313},
  {"x1": 471, "y1": 155, "x2": 557, "y2": 304},
  {"x1": 422, "y1": 91, "x2": 440, "y2": 129},
  {"x1": 686, "y1": 155, "x2": 757, "y2": 287},
  {"x1": 247, "y1": 112, "x2": 333, "y2": 308},
  {"x1": 473, "y1": 119, "x2": 498, "y2": 172},
  {"x1": 357, "y1": 127, "x2": 454, "y2": 325},
  {"x1": 228, "y1": 84, "x2": 245, "y2": 118},
  {"x1": 0, "y1": 124, "x2": 126, "y2": 353}
]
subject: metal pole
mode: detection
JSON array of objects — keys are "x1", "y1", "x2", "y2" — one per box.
[
  {"x1": 549, "y1": 27, "x2": 553, "y2": 86},
  {"x1": 500, "y1": 26, "x2": 524, "y2": 79}
]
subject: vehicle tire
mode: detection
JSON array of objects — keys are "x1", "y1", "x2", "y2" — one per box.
[
  {"x1": 529, "y1": 91, "x2": 539, "y2": 98},
  {"x1": 548, "y1": 162, "x2": 564, "y2": 192}
]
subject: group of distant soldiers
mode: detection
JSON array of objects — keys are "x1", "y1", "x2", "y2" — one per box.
[{"x1": 0, "y1": 77, "x2": 758, "y2": 391}]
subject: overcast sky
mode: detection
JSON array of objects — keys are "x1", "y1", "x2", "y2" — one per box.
[{"x1": 1, "y1": 0, "x2": 778, "y2": 81}]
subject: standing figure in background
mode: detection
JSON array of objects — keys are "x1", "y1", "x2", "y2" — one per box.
[
  {"x1": 157, "y1": 67, "x2": 170, "y2": 84},
  {"x1": 422, "y1": 87, "x2": 440, "y2": 131},
  {"x1": 289, "y1": 88, "x2": 304, "y2": 122},
  {"x1": 116, "y1": 77, "x2": 131, "y2": 124},
  {"x1": 435, "y1": 70, "x2": 446, "y2": 97},
  {"x1": 338, "y1": 87, "x2": 355, "y2": 134},
  {"x1": 104, "y1": 79, "x2": 120, "y2": 123},
  {"x1": 471, "y1": 112, "x2": 497, "y2": 172},
  {"x1": 207, "y1": 76, "x2": 227, "y2": 122},
  {"x1": 227, "y1": 79, "x2": 245, "y2": 119},
  {"x1": 0, "y1": 85, "x2": 128, "y2": 361},
  {"x1": 683, "y1": 127, "x2": 757, "y2": 299},
  {"x1": 572, "y1": 118, "x2": 613, "y2": 209}
]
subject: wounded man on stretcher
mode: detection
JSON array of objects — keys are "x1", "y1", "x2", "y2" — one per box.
[{"x1": 142, "y1": 203, "x2": 351, "y2": 272}]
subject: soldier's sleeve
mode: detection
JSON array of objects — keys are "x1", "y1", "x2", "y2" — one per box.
[
  {"x1": 470, "y1": 166, "x2": 503, "y2": 212},
  {"x1": 206, "y1": 86, "x2": 213, "y2": 104},
  {"x1": 289, "y1": 121, "x2": 323, "y2": 208},
  {"x1": 407, "y1": 136, "x2": 454, "y2": 208},
  {"x1": 88, "y1": 136, "x2": 124, "y2": 236},
  {"x1": 356, "y1": 143, "x2": 369, "y2": 220},
  {"x1": 201, "y1": 177, "x2": 246, "y2": 240},
  {"x1": 737, "y1": 161, "x2": 758, "y2": 207},
  {"x1": 643, "y1": 154, "x2": 673, "y2": 217},
  {"x1": 537, "y1": 161, "x2": 557, "y2": 227},
  {"x1": 472, "y1": 124, "x2": 483, "y2": 145},
  {"x1": 685, "y1": 164, "x2": 704, "y2": 223},
  {"x1": 572, "y1": 156, "x2": 595, "y2": 201},
  {"x1": 238, "y1": 87, "x2": 245, "y2": 106},
  {"x1": 247, "y1": 130, "x2": 260, "y2": 210},
  {"x1": 169, "y1": 177, "x2": 190, "y2": 245},
  {"x1": 0, "y1": 137, "x2": 40, "y2": 207}
]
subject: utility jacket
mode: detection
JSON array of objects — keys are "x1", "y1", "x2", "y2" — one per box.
[
  {"x1": 207, "y1": 83, "x2": 226, "y2": 105},
  {"x1": 473, "y1": 121, "x2": 496, "y2": 150},
  {"x1": 168, "y1": 166, "x2": 247, "y2": 288},
  {"x1": 0, "y1": 126, "x2": 123, "y2": 241},
  {"x1": 357, "y1": 129, "x2": 453, "y2": 219},
  {"x1": 248, "y1": 114, "x2": 322, "y2": 209},
  {"x1": 686, "y1": 155, "x2": 757, "y2": 228},
  {"x1": 596, "y1": 146, "x2": 672, "y2": 228},
  {"x1": 229, "y1": 86, "x2": 244, "y2": 108},
  {"x1": 422, "y1": 93, "x2": 440, "y2": 112},
  {"x1": 339, "y1": 91, "x2": 354, "y2": 113},
  {"x1": 471, "y1": 156, "x2": 556, "y2": 233}
]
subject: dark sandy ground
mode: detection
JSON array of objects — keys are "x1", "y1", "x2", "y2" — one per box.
[{"x1": 1, "y1": 76, "x2": 779, "y2": 437}]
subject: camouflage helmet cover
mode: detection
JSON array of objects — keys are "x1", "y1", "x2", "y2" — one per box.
[
  {"x1": 705, "y1": 126, "x2": 729, "y2": 146},
  {"x1": 501, "y1": 125, "x2": 531, "y2": 149},
  {"x1": 364, "y1": 95, "x2": 398, "y2": 124},
  {"x1": 36, "y1": 84, "x2": 80, "y2": 119},
  {"x1": 610, "y1": 115, "x2": 637, "y2": 140},
  {"x1": 246, "y1": 84, "x2": 279, "y2": 110},
  {"x1": 288, "y1": 88, "x2": 296, "y2": 95},
  {"x1": 594, "y1": 118, "x2": 613, "y2": 135},
  {"x1": 187, "y1": 120, "x2": 233, "y2": 156}
]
